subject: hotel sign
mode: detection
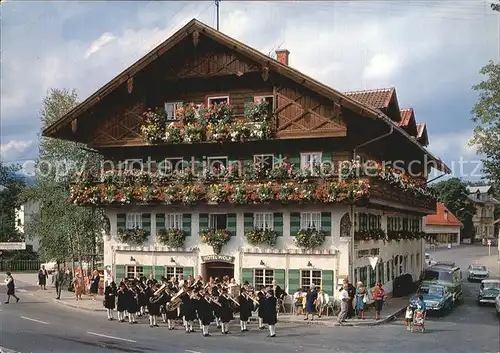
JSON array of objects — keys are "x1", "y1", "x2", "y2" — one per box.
[{"x1": 201, "y1": 255, "x2": 235, "y2": 263}]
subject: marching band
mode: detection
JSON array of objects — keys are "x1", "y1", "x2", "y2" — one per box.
[{"x1": 103, "y1": 275, "x2": 279, "y2": 338}]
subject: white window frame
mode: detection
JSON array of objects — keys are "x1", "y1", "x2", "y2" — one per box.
[
  {"x1": 166, "y1": 213, "x2": 183, "y2": 229},
  {"x1": 300, "y1": 269, "x2": 322, "y2": 290},
  {"x1": 253, "y1": 269, "x2": 274, "y2": 288},
  {"x1": 164, "y1": 102, "x2": 183, "y2": 121},
  {"x1": 126, "y1": 213, "x2": 142, "y2": 229},
  {"x1": 254, "y1": 213, "x2": 274, "y2": 230},
  {"x1": 300, "y1": 152, "x2": 322, "y2": 175},
  {"x1": 207, "y1": 156, "x2": 229, "y2": 170},
  {"x1": 207, "y1": 96, "x2": 229, "y2": 106},
  {"x1": 253, "y1": 154, "x2": 275, "y2": 169},
  {"x1": 300, "y1": 212, "x2": 321, "y2": 230},
  {"x1": 209, "y1": 213, "x2": 228, "y2": 230},
  {"x1": 126, "y1": 265, "x2": 144, "y2": 279},
  {"x1": 166, "y1": 266, "x2": 184, "y2": 279}
]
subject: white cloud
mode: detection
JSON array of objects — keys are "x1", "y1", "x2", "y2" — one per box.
[
  {"x1": 84, "y1": 32, "x2": 116, "y2": 59},
  {"x1": 363, "y1": 53, "x2": 400, "y2": 81},
  {"x1": 428, "y1": 130, "x2": 478, "y2": 161},
  {"x1": 0, "y1": 139, "x2": 34, "y2": 162}
]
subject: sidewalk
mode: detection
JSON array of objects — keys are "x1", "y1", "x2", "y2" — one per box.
[{"x1": 28, "y1": 284, "x2": 409, "y2": 327}]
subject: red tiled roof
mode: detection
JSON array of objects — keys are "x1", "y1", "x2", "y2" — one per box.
[
  {"x1": 344, "y1": 88, "x2": 395, "y2": 110},
  {"x1": 425, "y1": 203, "x2": 463, "y2": 227},
  {"x1": 416, "y1": 123, "x2": 425, "y2": 138},
  {"x1": 398, "y1": 108, "x2": 413, "y2": 127}
]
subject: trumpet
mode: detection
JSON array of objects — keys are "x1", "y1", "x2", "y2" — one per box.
[{"x1": 224, "y1": 294, "x2": 240, "y2": 307}]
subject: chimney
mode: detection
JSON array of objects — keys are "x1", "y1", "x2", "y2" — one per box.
[{"x1": 275, "y1": 49, "x2": 290, "y2": 66}]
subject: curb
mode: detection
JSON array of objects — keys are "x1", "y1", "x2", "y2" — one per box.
[{"x1": 52, "y1": 298, "x2": 106, "y2": 312}]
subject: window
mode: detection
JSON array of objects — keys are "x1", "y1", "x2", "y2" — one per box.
[
  {"x1": 162, "y1": 157, "x2": 186, "y2": 174},
  {"x1": 254, "y1": 213, "x2": 273, "y2": 230},
  {"x1": 253, "y1": 269, "x2": 274, "y2": 288},
  {"x1": 300, "y1": 212, "x2": 321, "y2": 230},
  {"x1": 300, "y1": 152, "x2": 322, "y2": 175},
  {"x1": 386, "y1": 261, "x2": 392, "y2": 283},
  {"x1": 17, "y1": 219, "x2": 22, "y2": 227},
  {"x1": 253, "y1": 154, "x2": 275, "y2": 170},
  {"x1": 358, "y1": 266, "x2": 368, "y2": 285},
  {"x1": 369, "y1": 266, "x2": 376, "y2": 287},
  {"x1": 166, "y1": 266, "x2": 183, "y2": 279},
  {"x1": 301, "y1": 270, "x2": 322, "y2": 289},
  {"x1": 209, "y1": 213, "x2": 228, "y2": 229},
  {"x1": 207, "y1": 96, "x2": 229, "y2": 106},
  {"x1": 166, "y1": 213, "x2": 182, "y2": 229},
  {"x1": 126, "y1": 213, "x2": 142, "y2": 229},
  {"x1": 416, "y1": 253, "x2": 420, "y2": 271},
  {"x1": 254, "y1": 96, "x2": 274, "y2": 115},
  {"x1": 164, "y1": 102, "x2": 183, "y2": 121},
  {"x1": 126, "y1": 265, "x2": 144, "y2": 280},
  {"x1": 377, "y1": 262, "x2": 384, "y2": 284},
  {"x1": 207, "y1": 156, "x2": 228, "y2": 171}
]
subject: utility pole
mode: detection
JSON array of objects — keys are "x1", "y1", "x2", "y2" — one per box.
[{"x1": 215, "y1": 0, "x2": 220, "y2": 30}]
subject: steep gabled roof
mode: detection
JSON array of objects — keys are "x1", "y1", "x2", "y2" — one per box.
[
  {"x1": 344, "y1": 88, "x2": 395, "y2": 110},
  {"x1": 398, "y1": 108, "x2": 418, "y2": 137},
  {"x1": 416, "y1": 123, "x2": 429, "y2": 147},
  {"x1": 41, "y1": 18, "x2": 450, "y2": 173},
  {"x1": 467, "y1": 185, "x2": 493, "y2": 194},
  {"x1": 425, "y1": 203, "x2": 463, "y2": 227}
]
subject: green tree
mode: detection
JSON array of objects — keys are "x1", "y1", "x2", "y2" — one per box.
[
  {"x1": 430, "y1": 178, "x2": 476, "y2": 239},
  {"x1": 0, "y1": 162, "x2": 25, "y2": 242},
  {"x1": 22, "y1": 88, "x2": 104, "y2": 267},
  {"x1": 471, "y1": 61, "x2": 500, "y2": 189},
  {"x1": 492, "y1": 1, "x2": 500, "y2": 12}
]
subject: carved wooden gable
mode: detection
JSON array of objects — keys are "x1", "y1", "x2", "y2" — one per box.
[
  {"x1": 165, "y1": 50, "x2": 261, "y2": 80},
  {"x1": 90, "y1": 100, "x2": 145, "y2": 147},
  {"x1": 275, "y1": 86, "x2": 346, "y2": 139}
]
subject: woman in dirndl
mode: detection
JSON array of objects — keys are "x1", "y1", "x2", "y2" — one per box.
[{"x1": 355, "y1": 281, "x2": 366, "y2": 319}]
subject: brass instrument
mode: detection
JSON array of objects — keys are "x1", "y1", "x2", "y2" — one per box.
[
  {"x1": 153, "y1": 283, "x2": 167, "y2": 297},
  {"x1": 224, "y1": 293, "x2": 240, "y2": 307},
  {"x1": 245, "y1": 292, "x2": 260, "y2": 306},
  {"x1": 210, "y1": 297, "x2": 222, "y2": 307},
  {"x1": 165, "y1": 287, "x2": 185, "y2": 311},
  {"x1": 189, "y1": 279, "x2": 200, "y2": 289}
]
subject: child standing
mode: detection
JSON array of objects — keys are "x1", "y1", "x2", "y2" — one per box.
[{"x1": 404, "y1": 305, "x2": 413, "y2": 331}]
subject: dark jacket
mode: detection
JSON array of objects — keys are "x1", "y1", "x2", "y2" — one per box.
[
  {"x1": 262, "y1": 295, "x2": 277, "y2": 325},
  {"x1": 198, "y1": 298, "x2": 214, "y2": 325},
  {"x1": 104, "y1": 285, "x2": 116, "y2": 309},
  {"x1": 238, "y1": 295, "x2": 253, "y2": 321}
]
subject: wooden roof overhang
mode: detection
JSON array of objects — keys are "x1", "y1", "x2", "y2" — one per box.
[{"x1": 41, "y1": 19, "x2": 450, "y2": 174}]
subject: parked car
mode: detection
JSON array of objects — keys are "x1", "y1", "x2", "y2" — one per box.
[
  {"x1": 410, "y1": 284, "x2": 454, "y2": 315},
  {"x1": 467, "y1": 264, "x2": 489, "y2": 282},
  {"x1": 495, "y1": 294, "x2": 500, "y2": 317},
  {"x1": 477, "y1": 279, "x2": 500, "y2": 305},
  {"x1": 420, "y1": 262, "x2": 463, "y2": 304}
]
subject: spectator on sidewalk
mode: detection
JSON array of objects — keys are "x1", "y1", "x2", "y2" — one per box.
[
  {"x1": 38, "y1": 266, "x2": 48, "y2": 290},
  {"x1": 304, "y1": 284, "x2": 318, "y2": 321},
  {"x1": 4, "y1": 272, "x2": 20, "y2": 304},
  {"x1": 73, "y1": 273, "x2": 84, "y2": 300},
  {"x1": 90, "y1": 270, "x2": 100, "y2": 301},
  {"x1": 372, "y1": 280, "x2": 386, "y2": 320},
  {"x1": 337, "y1": 282, "x2": 349, "y2": 325},
  {"x1": 355, "y1": 281, "x2": 367, "y2": 319},
  {"x1": 55, "y1": 268, "x2": 65, "y2": 300}
]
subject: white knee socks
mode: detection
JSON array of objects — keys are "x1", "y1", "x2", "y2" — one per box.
[
  {"x1": 185, "y1": 321, "x2": 193, "y2": 332},
  {"x1": 220, "y1": 322, "x2": 225, "y2": 333},
  {"x1": 167, "y1": 319, "x2": 173, "y2": 329},
  {"x1": 269, "y1": 325, "x2": 276, "y2": 336},
  {"x1": 149, "y1": 315, "x2": 157, "y2": 326},
  {"x1": 202, "y1": 325, "x2": 209, "y2": 335},
  {"x1": 240, "y1": 320, "x2": 247, "y2": 330},
  {"x1": 199, "y1": 318, "x2": 203, "y2": 330},
  {"x1": 106, "y1": 309, "x2": 113, "y2": 319},
  {"x1": 128, "y1": 313, "x2": 136, "y2": 323},
  {"x1": 258, "y1": 317, "x2": 264, "y2": 328},
  {"x1": 118, "y1": 311, "x2": 124, "y2": 321}
]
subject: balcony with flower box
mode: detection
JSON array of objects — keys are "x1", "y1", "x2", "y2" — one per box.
[{"x1": 68, "y1": 159, "x2": 436, "y2": 212}]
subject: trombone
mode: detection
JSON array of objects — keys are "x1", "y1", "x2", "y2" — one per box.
[
  {"x1": 244, "y1": 292, "x2": 260, "y2": 306},
  {"x1": 224, "y1": 293, "x2": 240, "y2": 307}
]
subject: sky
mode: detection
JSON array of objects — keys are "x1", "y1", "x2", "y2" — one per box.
[{"x1": 1, "y1": 0, "x2": 499, "y2": 181}]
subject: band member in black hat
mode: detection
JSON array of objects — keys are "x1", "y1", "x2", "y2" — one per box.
[
  {"x1": 263, "y1": 288, "x2": 277, "y2": 337},
  {"x1": 219, "y1": 287, "x2": 233, "y2": 334},
  {"x1": 126, "y1": 283, "x2": 139, "y2": 324},
  {"x1": 238, "y1": 287, "x2": 253, "y2": 332},
  {"x1": 199, "y1": 291, "x2": 215, "y2": 337},
  {"x1": 146, "y1": 283, "x2": 160, "y2": 327},
  {"x1": 181, "y1": 287, "x2": 197, "y2": 333},
  {"x1": 103, "y1": 280, "x2": 117, "y2": 320},
  {"x1": 116, "y1": 282, "x2": 128, "y2": 322},
  {"x1": 164, "y1": 288, "x2": 178, "y2": 330},
  {"x1": 257, "y1": 286, "x2": 266, "y2": 329}
]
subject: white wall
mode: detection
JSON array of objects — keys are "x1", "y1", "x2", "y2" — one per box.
[
  {"x1": 15, "y1": 200, "x2": 40, "y2": 252},
  {"x1": 424, "y1": 224, "x2": 461, "y2": 247}
]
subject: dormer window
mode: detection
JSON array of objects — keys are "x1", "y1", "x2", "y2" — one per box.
[
  {"x1": 164, "y1": 102, "x2": 183, "y2": 121},
  {"x1": 444, "y1": 210, "x2": 448, "y2": 221},
  {"x1": 207, "y1": 96, "x2": 229, "y2": 106}
]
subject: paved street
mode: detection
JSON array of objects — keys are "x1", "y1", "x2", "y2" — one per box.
[{"x1": 1, "y1": 246, "x2": 499, "y2": 353}]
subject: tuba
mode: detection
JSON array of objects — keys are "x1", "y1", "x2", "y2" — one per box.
[{"x1": 166, "y1": 287, "x2": 185, "y2": 311}]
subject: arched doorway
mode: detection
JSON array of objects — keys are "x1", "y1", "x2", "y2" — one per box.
[{"x1": 202, "y1": 261, "x2": 235, "y2": 280}]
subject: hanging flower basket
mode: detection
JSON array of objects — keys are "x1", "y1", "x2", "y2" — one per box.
[
  {"x1": 246, "y1": 229, "x2": 278, "y2": 247},
  {"x1": 117, "y1": 228, "x2": 150, "y2": 245},
  {"x1": 354, "y1": 229, "x2": 387, "y2": 242},
  {"x1": 200, "y1": 229, "x2": 231, "y2": 253},
  {"x1": 294, "y1": 228, "x2": 325, "y2": 249},
  {"x1": 157, "y1": 228, "x2": 186, "y2": 248}
]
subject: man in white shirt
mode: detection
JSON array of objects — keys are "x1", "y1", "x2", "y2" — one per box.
[{"x1": 337, "y1": 282, "x2": 349, "y2": 324}]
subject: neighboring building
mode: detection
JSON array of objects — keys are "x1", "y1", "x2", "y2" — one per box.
[
  {"x1": 15, "y1": 200, "x2": 41, "y2": 252},
  {"x1": 467, "y1": 185, "x2": 499, "y2": 244},
  {"x1": 424, "y1": 203, "x2": 463, "y2": 248},
  {"x1": 41, "y1": 19, "x2": 449, "y2": 298}
]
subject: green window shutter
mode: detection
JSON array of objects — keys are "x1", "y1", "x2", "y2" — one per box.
[
  {"x1": 288, "y1": 155, "x2": 300, "y2": 171},
  {"x1": 182, "y1": 214, "x2": 192, "y2": 236},
  {"x1": 243, "y1": 96, "x2": 254, "y2": 115},
  {"x1": 244, "y1": 213, "x2": 254, "y2": 235},
  {"x1": 199, "y1": 213, "x2": 209, "y2": 230},
  {"x1": 227, "y1": 213, "x2": 237, "y2": 235},
  {"x1": 156, "y1": 214, "x2": 165, "y2": 232},
  {"x1": 117, "y1": 213, "x2": 126, "y2": 231},
  {"x1": 322, "y1": 270, "x2": 334, "y2": 296},
  {"x1": 322, "y1": 151, "x2": 332, "y2": 163},
  {"x1": 288, "y1": 269, "x2": 300, "y2": 292},
  {"x1": 154, "y1": 266, "x2": 165, "y2": 281},
  {"x1": 143, "y1": 265, "x2": 153, "y2": 279},
  {"x1": 242, "y1": 268, "x2": 253, "y2": 286},
  {"x1": 290, "y1": 212, "x2": 300, "y2": 235},
  {"x1": 321, "y1": 212, "x2": 332, "y2": 236},
  {"x1": 274, "y1": 269, "x2": 285, "y2": 290},
  {"x1": 142, "y1": 213, "x2": 151, "y2": 233},
  {"x1": 273, "y1": 212, "x2": 283, "y2": 236},
  {"x1": 183, "y1": 267, "x2": 194, "y2": 278},
  {"x1": 115, "y1": 265, "x2": 125, "y2": 282}
]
